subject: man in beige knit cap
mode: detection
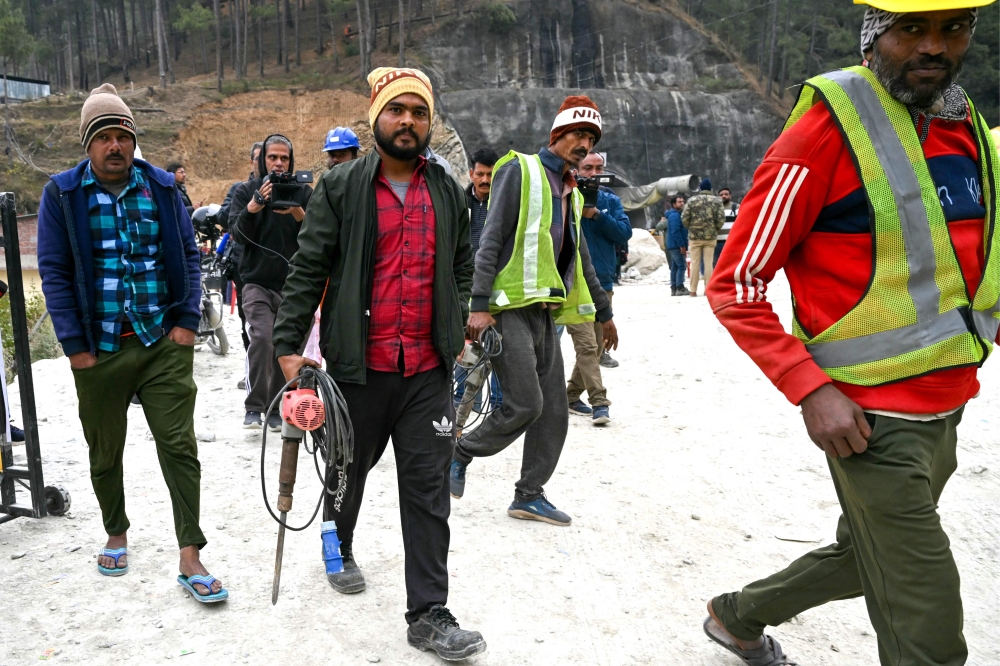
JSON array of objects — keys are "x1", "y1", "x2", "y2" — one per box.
[
  {"x1": 273, "y1": 67, "x2": 485, "y2": 660},
  {"x1": 37, "y1": 83, "x2": 227, "y2": 603}
]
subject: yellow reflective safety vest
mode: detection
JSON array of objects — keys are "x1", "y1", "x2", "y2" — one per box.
[
  {"x1": 784, "y1": 66, "x2": 1000, "y2": 386},
  {"x1": 488, "y1": 151, "x2": 597, "y2": 325}
]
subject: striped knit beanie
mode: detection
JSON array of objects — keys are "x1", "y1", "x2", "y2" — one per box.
[
  {"x1": 861, "y1": 7, "x2": 979, "y2": 56},
  {"x1": 550, "y1": 95, "x2": 602, "y2": 146},
  {"x1": 366, "y1": 67, "x2": 434, "y2": 129},
  {"x1": 80, "y1": 83, "x2": 137, "y2": 151}
]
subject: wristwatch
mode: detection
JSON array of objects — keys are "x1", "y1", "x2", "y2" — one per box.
[{"x1": 253, "y1": 190, "x2": 266, "y2": 206}]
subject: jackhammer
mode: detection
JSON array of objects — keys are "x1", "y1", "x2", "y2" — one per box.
[
  {"x1": 260, "y1": 366, "x2": 354, "y2": 605},
  {"x1": 453, "y1": 327, "x2": 503, "y2": 436}
]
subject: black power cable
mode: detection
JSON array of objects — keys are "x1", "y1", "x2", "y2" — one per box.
[
  {"x1": 453, "y1": 326, "x2": 503, "y2": 438},
  {"x1": 259, "y1": 366, "x2": 354, "y2": 532}
]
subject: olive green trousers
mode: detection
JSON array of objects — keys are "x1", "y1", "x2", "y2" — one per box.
[
  {"x1": 713, "y1": 410, "x2": 967, "y2": 666},
  {"x1": 72, "y1": 336, "x2": 206, "y2": 549}
]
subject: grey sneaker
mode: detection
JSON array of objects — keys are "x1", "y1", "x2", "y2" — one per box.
[
  {"x1": 600, "y1": 351, "x2": 619, "y2": 368},
  {"x1": 243, "y1": 411, "x2": 262, "y2": 429},
  {"x1": 407, "y1": 605, "x2": 487, "y2": 661},
  {"x1": 327, "y1": 542, "x2": 366, "y2": 594}
]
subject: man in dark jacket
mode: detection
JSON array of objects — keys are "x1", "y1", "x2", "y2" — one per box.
[
  {"x1": 451, "y1": 95, "x2": 619, "y2": 526},
  {"x1": 272, "y1": 67, "x2": 485, "y2": 662},
  {"x1": 657, "y1": 195, "x2": 689, "y2": 295},
  {"x1": 165, "y1": 163, "x2": 201, "y2": 217},
  {"x1": 37, "y1": 84, "x2": 226, "y2": 601},
  {"x1": 220, "y1": 141, "x2": 262, "y2": 360},
  {"x1": 466, "y1": 147, "x2": 498, "y2": 253},
  {"x1": 231, "y1": 134, "x2": 312, "y2": 431}
]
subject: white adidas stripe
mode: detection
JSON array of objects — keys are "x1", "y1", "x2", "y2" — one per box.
[
  {"x1": 733, "y1": 164, "x2": 793, "y2": 304},
  {"x1": 749, "y1": 167, "x2": 809, "y2": 302}
]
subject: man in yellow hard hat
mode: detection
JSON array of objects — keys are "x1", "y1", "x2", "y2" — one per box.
[{"x1": 702, "y1": 1, "x2": 998, "y2": 664}]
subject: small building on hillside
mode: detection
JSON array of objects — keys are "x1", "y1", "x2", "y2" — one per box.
[
  {"x1": 0, "y1": 76, "x2": 51, "y2": 103},
  {"x1": 0, "y1": 214, "x2": 41, "y2": 293}
]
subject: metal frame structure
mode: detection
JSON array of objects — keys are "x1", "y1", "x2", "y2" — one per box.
[{"x1": 0, "y1": 192, "x2": 52, "y2": 524}]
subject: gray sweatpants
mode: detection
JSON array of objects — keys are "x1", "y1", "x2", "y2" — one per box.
[
  {"x1": 454, "y1": 305, "x2": 568, "y2": 502},
  {"x1": 242, "y1": 283, "x2": 286, "y2": 414}
]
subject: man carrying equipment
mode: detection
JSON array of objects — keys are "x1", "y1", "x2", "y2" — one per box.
[
  {"x1": 449, "y1": 95, "x2": 619, "y2": 526},
  {"x1": 704, "y1": 2, "x2": 1000, "y2": 664}
]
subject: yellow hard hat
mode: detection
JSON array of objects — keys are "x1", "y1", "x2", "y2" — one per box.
[{"x1": 855, "y1": 0, "x2": 995, "y2": 10}]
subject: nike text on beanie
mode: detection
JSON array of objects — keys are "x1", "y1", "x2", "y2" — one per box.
[
  {"x1": 367, "y1": 67, "x2": 434, "y2": 130},
  {"x1": 550, "y1": 95, "x2": 602, "y2": 146},
  {"x1": 80, "y1": 83, "x2": 137, "y2": 152}
]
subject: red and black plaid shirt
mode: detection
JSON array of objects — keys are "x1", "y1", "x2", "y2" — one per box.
[{"x1": 367, "y1": 159, "x2": 440, "y2": 375}]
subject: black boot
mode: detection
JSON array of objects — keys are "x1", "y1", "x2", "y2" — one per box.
[
  {"x1": 671, "y1": 287, "x2": 677, "y2": 296},
  {"x1": 327, "y1": 542, "x2": 366, "y2": 594},
  {"x1": 407, "y1": 604, "x2": 487, "y2": 661}
]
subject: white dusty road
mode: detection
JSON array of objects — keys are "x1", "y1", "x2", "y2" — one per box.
[{"x1": 1, "y1": 274, "x2": 999, "y2": 665}]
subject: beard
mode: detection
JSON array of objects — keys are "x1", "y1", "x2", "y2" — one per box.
[
  {"x1": 374, "y1": 123, "x2": 432, "y2": 161},
  {"x1": 870, "y1": 42, "x2": 965, "y2": 110}
]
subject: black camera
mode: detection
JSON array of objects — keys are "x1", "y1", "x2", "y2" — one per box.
[
  {"x1": 267, "y1": 170, "x2": 314, "y2": 208},
  {"x1": 575, "y1": 173, "x2": 626, "y2": 207}
]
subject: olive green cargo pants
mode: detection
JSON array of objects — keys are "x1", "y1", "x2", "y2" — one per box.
[
  {"x1": 713, "y1": 410, "x2": 967, "y2": 666},
  {"x1": 72, "y1": 336, "x2": 206, "y2": 549}
]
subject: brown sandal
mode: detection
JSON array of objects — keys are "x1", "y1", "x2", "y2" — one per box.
[{"x1": 703, "y1": 616, "x2": 800, "y2": 666}]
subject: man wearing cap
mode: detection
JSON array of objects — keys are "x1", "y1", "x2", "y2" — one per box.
[
  {"x1": 273, "y1": 67, "x2": 485, "y2": 661},
  {"x1": 36, "y1": 84, "x2": 227, "y2": 602},
  {"x1": 449, "y1": 96, "x2": 619, "y2": 526},
  {"x1": 681, "y1": 178, "x2": 724, "y2": 297},
  {"x1": 324, "y1": 126, "x2": 361, "y2": 169},
  {"x1": 704, "y1": 2, "x2": 998, "y2": 664}
]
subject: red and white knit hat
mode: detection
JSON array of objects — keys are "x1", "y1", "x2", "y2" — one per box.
[{"x1": 549, "y1": 95, "x2": 602, "y2": 146}]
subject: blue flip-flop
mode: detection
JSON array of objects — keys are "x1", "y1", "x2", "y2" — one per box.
[
  {"x1": 97, "y1": 548, "x2": 129, "y2": 577},
  {"x1": 177, "y1": 574, "x2": 229, "y2": 603}
]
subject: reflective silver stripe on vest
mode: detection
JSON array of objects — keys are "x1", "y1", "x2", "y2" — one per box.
[
  {"x1": 807, "y1": 308, "x2": 969, "y2": 367},
  {"x1": 806, "y1": 70, "x2": 969, "y2": 368},
  {"x1": 973, "y1": 309, "x2": 1000, "y2": 343},
  {"x1": 522, "y1": 155, "x2": 545, "y2": 295}
]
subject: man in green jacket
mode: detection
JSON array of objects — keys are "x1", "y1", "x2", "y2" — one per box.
[{"x1": 272, "y1": 67, "x2": 485, "y2": 662}]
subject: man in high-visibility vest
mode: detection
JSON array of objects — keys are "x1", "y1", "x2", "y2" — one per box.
[
  {"x1": 704, "y1": 2, "x2": 998, "y2": 664},
  {"x1": 450, "y1": 95, "x2": 619, "y2": 526}
]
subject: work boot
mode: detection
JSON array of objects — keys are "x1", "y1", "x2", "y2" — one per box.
[
  {"x1": 243, "y1": 411, "x2": 262, "y2": 429},
  {"x1": 327, "y1": 542, "x2": 366, "y2": 594},
  {"x1": 677, "y1": 286, "x2": 690, "y2": 296},
  {"x1": 507, "y1": 494, "x2": 572, "y2": 526},
  {"x1": 449, "y1": 459, "x2": 467, "y2": 499},
  {"x1": 671, "y1": 287, "x2": 677, "y2": 296},
  {"x1": 407, "y1": 604, "x2": 487, "y2": 661},
  {"x1": 600, "y1": 351, "x2": 619, "y2": 368}
]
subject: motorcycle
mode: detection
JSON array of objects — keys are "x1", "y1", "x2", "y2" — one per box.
[{"x1": 191, "y1": 205, "x2": 229, "y2": 356}]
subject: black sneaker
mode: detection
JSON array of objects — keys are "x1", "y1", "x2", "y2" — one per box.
[
  {"x1": 407, "y1": 605, "x2": 487, "y2": 661},
  {"x1": 243, "y1": 411, "x2": 263, "y2": 429},
  {"x1": 327, "y1": 542, "x2": 366, "y2": 594},
  {"x1": 266, "y1": 412, "x2": 283, "y2": 432},
  {"x1": 9, "y1": 424, "x2": 24, "y2": 442}
]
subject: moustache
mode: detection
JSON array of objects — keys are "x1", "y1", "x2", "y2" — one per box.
[
  {"x1": 393, "y1": 128, "x2": 419, "y2": 142},
  {"x1": 906, "y1": 53, "x2": 955, "y2": 72}
]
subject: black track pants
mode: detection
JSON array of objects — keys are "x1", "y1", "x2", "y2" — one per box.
[{"x1": 323, "y1": 365, "x2": 454, "y2": 623}]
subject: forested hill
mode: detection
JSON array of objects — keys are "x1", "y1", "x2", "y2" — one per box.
[{"x1": 685, "y1": 0, "x2": 1000, "y2": 126}]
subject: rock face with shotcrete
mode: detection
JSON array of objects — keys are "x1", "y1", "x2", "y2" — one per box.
[{"x1": 420, "y1": 0, "x2": 784, "y2": 197}]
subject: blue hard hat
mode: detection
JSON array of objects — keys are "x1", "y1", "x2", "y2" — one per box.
[{"x1": 324, "y1": 127, "x2": 360, "y2": 152}]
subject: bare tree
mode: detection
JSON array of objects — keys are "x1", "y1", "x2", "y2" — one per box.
[
  {"x1": 91, "y1": 0, "x2": 100, "y2": 83},
  {"x1": 282, "y1": 0, "x2": 289, "y2": 72},
  {"x1": 154, "y1": 0, "x2": 166, "y2": 87},
  {"x1": 397, "y1": 0, "x2": 403, "y2": 66},
  {"x1": 765, "y1": 0, "x2": 777, "y2": 97},
  {"x1": 355, "y1": 0, "x2": 367, "y2": 77},
  {"x1": 294, "y1": 0, "x2": 300, "y2": 66},
  {"x1": 213, "y1": 0, "x2": 222, "y2": 90},
  {"x1": 116, "y1": 0, "x2": 130, "y2": 81}
]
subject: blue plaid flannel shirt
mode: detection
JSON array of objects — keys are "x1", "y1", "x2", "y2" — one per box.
[{"x1": 82, "y1": 164, "x2": 169, "y2": 352}]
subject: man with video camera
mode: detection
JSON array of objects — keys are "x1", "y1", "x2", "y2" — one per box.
[{"x1": 230, "y1": 134, "x2": 312, "y2": 430}]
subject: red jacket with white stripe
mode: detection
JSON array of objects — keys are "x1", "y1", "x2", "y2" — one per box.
[{"x1": 707, "y1": 100, "x2": 987, "y2": 413}]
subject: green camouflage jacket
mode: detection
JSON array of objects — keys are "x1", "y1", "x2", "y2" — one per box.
[{"x1": 681, "y1": 191, "x2": 725, "y2": 241}]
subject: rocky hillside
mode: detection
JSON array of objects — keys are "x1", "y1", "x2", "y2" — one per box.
[{"x1": 422, "y1": 0, "x2": 785, "y2": 196}]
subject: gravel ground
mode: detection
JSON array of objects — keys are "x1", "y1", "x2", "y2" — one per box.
[{"x1": 1, "y1": 275, "x2": 997, "y2": 665}]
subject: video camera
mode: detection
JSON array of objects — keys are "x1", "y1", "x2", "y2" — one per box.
[
  {"x1": 267, "y1": 171, "x2": 314, "y2": 209},
  {"x1": 575, "y1": 173, "x2": 627, "y2": 208}
]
